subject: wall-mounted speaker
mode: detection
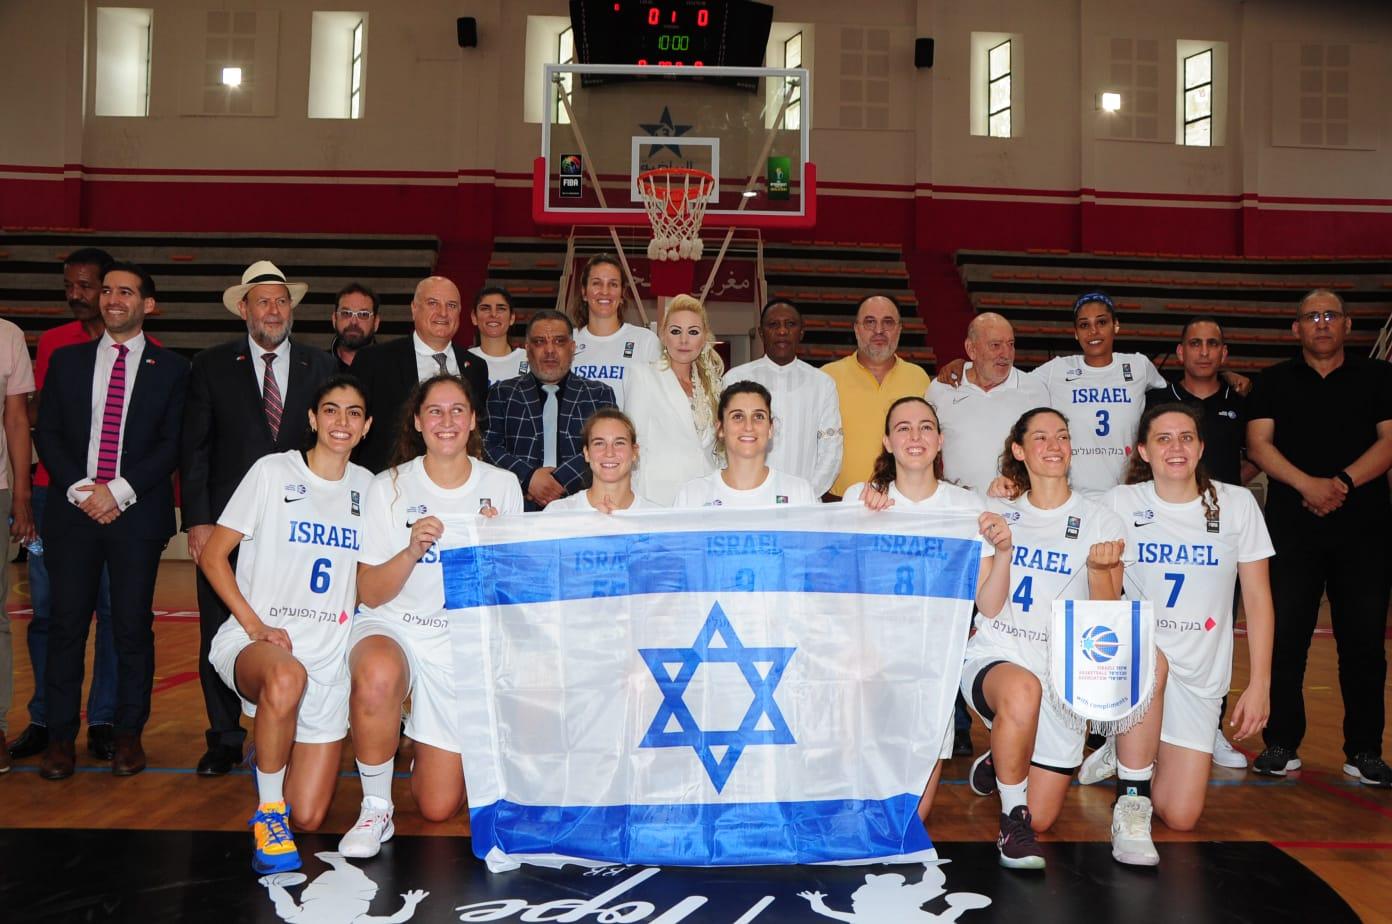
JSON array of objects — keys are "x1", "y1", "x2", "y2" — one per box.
[
  {"x1": 915, "y1": 37, "x2": 934, "y2": 69},
  {"x1": 457, "y1": 17, "x2": 477, "y2": 49}
]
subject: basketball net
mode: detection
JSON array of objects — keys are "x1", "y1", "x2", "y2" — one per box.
[{"x1": 637, "y1": 168, "x2": 714, "y2": 263}]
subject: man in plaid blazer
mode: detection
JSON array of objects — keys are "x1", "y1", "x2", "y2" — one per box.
[{"x1": 485, "y1": 310, "x2": 616, "y2": 510}]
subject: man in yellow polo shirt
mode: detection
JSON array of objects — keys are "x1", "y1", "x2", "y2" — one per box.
[{"x1": 823, "y1": 294, "x2": 932, "y2": 498}]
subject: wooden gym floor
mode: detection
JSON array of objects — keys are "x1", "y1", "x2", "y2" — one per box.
[{"x1": 2, "y1": 560, "x2": 1389, "y2": 922}]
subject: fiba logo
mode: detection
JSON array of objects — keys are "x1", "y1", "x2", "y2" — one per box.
[{"x1": 1080, "y1": 624, "x2": 1120, "y2": 663}]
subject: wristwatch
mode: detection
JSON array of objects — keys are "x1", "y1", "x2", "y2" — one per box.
[{"x1": 1335, "y1": 471, "x2": 1355, "y2": 491}]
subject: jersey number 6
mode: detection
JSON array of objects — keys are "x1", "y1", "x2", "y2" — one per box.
[{"x1": 309, "y1": 558, "x2": 332, "y2": 594}]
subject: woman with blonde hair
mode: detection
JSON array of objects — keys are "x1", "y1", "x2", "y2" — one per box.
[{"x1": 623, "y1": 294, "x2": 723, "y2": 505}]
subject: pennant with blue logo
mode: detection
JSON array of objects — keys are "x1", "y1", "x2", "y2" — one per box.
[
  {"x1": 439, "y1": 506, "x2": 983, "y2": 872},
  {"x1": 1048, "y1": 599, "x2": 1156, "y2": 735}
]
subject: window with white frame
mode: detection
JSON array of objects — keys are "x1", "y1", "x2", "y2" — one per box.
[
  {"x1": 349, "y1": 19, "x2": 364, "y2": 118},
  {"x1": 988, "y1": 39, "x2": 1011, "y2": 137},
  {"x1": 556, "y1": 26, "x2": 575, "y2": 125},
  {"x1": 783, "y1": 31, "x2": 803, "y2": 130},
  {"x1": 95, "y1": 8, "x2": 154, "y2": 117},
  {"x1": 1183, "y1": 48, "x2": 1212, "y2": 146}
]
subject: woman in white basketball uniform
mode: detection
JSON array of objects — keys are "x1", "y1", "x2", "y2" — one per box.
[
  {"x1": 845, "y1": 396, "x2": 1013, "y2": 819},
  {"x1": 962, "y1": 407, "x2": 1168, "y2": 870},
  {"x1": 339, "y1": 374, "x2": 523, "y2": 857},
  {"x1": 202, "y1": 376, "x2": 375, "y2": 874},
  {"x1": 624, "y1": 295, "x2": 723, "y2": 505},
  {"x1": 544, "y1": 408, "x2": 658, "y2": 513},
  {"x1": 1103, "y1": 403, "x2": 1274, "y2": 832},
  {"x1": 674, "y1": 381, "x2": 818, "y2": 508},
  {"x1": 569, "y1": 254, "x2": 661, "y2": 406},
  {"x1": 468, "y1": 285, "x2": 527, "y2": 385}
]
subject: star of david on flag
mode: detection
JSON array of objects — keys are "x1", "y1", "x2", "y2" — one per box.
[{"x1": 639, "y1": 602, "x2": 796, "y2": 792}]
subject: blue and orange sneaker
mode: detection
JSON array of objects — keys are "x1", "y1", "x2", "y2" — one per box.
[{"x1": 250, "y1": 801, "x2": 300, "y2": 874}]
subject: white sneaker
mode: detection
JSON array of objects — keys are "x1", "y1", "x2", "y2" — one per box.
[
  {"x1": 1078, "y1": 737, "x2": 1116, "y2": 785},
  {"x1": 339, "y1": 798, "x2": 395, "y2": 859},
  {"x1": 1211, "y1": 730, "x2": 1247, "y2": 769},
  {"x1": 1110, "y1": 794, "x2": 1160, "y2": 866}
]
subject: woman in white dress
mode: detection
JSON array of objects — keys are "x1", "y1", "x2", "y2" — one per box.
[
  {"x1": 673, "y1": 381, "x2": 817, "y2": 508},
  {"x1": 845, "y1": 396, "x2": 1013, "y2": 820},
  {"x1": 468, "y1": 285, "x2": 527, "y2": 385},
  {"x1": 569, "y1": 254, "x2": 661, "y2": 406},
  {"x1": 624, "y1": 294, "x2": 723, "y2": 505},
  {"x1": 544, "y1": 408, "x2": 657, "y2": 513}
]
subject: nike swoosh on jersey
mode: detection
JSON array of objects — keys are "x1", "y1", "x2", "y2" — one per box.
[
  {"x1": 1132, "y1": 520, "x2": 1154, "y2": 527},
  {"x1": 283, "y1": 496, "x2": 307, "y2": 504}
]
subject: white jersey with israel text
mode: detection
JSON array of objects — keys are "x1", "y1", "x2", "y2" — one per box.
[
  {"x1": 572, "y1": 323, "x2": 661, "y2": 407},
  {"x1": 216, "y1": 451, "x2": 374, "y2": 678},
  {"x1": 967, "y1": 491, "x2": 1126, "y2": 678},
  {"x1": 356, "y1": 456, "x2": 524, "y2": 646},
  {"x1": 1031, "y1": 353, "x2": 1166, "y2": 495},
  {"x1": 1103, "y1": 480, "x2": 1274, "y2": 698}
]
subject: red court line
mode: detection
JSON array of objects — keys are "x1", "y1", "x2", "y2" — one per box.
[
  {"x1": 1237, "y1": 742, "x2": 1392, "y2": 823},
  {"x1": 151, "y1": 671, "x2": 198, "y2": 696},
  {"x1": 1272, "y1": 841, "x2": 1392, "y2": 851}
]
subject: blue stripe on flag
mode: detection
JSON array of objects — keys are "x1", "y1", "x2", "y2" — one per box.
[
  {"x1": 441, "y1": 529, "x2": 981, "y2": 609},
  {"x1": 1064, "y1": 600, "x2": 1075, "y2": 705},
  {"x1": 1130, "y1": 599, "x2": 1141, "y2": 706},
  {"x1": 469, "y1": 794, "x2": 933, "y2": 866}
]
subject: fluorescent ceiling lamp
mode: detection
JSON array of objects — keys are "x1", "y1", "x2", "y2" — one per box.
[
  {"x1": 1100, "y1": 91, "x2": 1121, "y2": 112},
  {"x1": 222, "y1": 67, "x2": 243, "y2": 88}
]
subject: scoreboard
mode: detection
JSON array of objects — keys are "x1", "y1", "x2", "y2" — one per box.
[{"x1": 569, "y1": 0, "x2": 774, "y2": 87}]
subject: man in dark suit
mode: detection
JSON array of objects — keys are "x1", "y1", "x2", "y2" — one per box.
[
  {"x1": 181, "y1": 261, "x2": 336, "y2": 775},
  {"x1": 485, "y1": 309, "x2": 616, "y2": 510},
  {"x1": 351, "y1": 275, "x2": 488, "y2": 473},
  {"x1": 34, "y1": 261, "x2": 189, "y2": 780}
]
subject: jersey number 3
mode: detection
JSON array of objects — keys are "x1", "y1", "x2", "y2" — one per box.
[{"x1": 1095, "y1": 409, "x2": 1110, "y2": 436}]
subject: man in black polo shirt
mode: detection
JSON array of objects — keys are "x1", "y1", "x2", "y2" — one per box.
[
  {"x1": 1145, "y1": 315, "x2": 1256, "y2": 486},
  {"x1": 1145, "y1": 315, "x2": 1258, "y2": 770},
  {"x1": 1245, "y1": 289, "x2": 1392, "y2": 787}
]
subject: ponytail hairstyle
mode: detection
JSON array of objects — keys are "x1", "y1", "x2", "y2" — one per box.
[
  {"x1": 303, "y1": 374, "x2": 371, "y2": 452},
  {"x1": 869, "y1": 396, "x2": 944, "y2": 492},
  {"x1": 569, "y1": 253, "x2": 626, "y2": 329},
  {"x1": 580, "y1": 407, "x2": 638, "y2": 445},
  {"x1": 387, "y1": 374, "x2": 484, "y2": 472},
  {"x1": 714, "y1": 380, "x2": 773, "y2": 460},
  {"x1": 1125, "y1": 402, "x2": 1220, "y2": 522},
  {"x1": 659, "y1": 294, "x2": 724, "y2": 433},
  {"x1": 998, "y1": 407, "x2": 1070, "y2": 498}
]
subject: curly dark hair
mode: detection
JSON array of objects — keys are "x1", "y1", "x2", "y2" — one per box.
[
  {"x1": 997, "y1": 407, "x2": 1070, "y2": 497},
  {"x1": 868, "y1": 396, "x2": 944, "y2": 492},
  {"x1": 1124, "y1": 402, "x2": 1220, "y2": 522}
]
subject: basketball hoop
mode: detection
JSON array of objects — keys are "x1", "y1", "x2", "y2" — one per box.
[{"x1": 636, "y1": 167, "x2": 715, "y2": 262}]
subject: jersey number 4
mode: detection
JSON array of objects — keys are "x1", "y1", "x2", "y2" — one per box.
[{"x1": 1012, "y1": 576, "x2": 1034, "y2": 612}]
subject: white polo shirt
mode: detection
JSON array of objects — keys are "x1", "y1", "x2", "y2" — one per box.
[{"x1": 927, "y1": 364, "x2": 1050, "y2": 495}]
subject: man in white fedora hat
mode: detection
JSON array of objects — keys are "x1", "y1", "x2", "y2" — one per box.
[{"x1": 180, "y1": 260, "x2": 336, "y2": 777}]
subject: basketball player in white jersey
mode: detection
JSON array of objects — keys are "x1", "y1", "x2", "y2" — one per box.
[
  {"x1": 1102, "y1": 403, "x2": 1274, "y2": 834},
  {"x1": 844, "y1": 396, "x2": 1014, "y2": 819},
  {"x1": 201, "y1": 375, "x2": 375, "y2": 874},
  {"x1": 339, "y1": 374, "x2": 523, "y2": 858},
  {"x1": 961, "y1": 407, "x2": 1166, "y2": 869},
  {"x1": 569, "y1": 254, "x2": 660, "y2": 406},
  {"x1": 544, "y1": 408, "x2": 658, "y2": 513},
  {"x1": 467, "y1": 286, "x2": 527, "y2": 384},
  {"x1": 673, "y1": 382, "x2": 818, "y2": 508}
]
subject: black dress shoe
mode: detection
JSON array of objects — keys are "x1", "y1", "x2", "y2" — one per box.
[
  {"x1": 196, "y1": 745, "x2": 242, "y2": 776},
  {"x1": 87, "y1": 724, "x2": 116, "y2": 761},
  {"x1": 39, "y1": 741, "x2": 76, "y2": 781},
  {"x1": 953, "y1": 729, "x2": 974, "y2": 758},
  {"x1": 7, "y1": 724, "x2": 49, "y2": 761},
  {"x1": 112, "y1": 732, "x2": 146, "y2": 776}
]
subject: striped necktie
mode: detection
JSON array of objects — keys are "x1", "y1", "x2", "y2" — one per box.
[
  {"x1": 262, "y1": 352, "x2": 283, "y2": 440},
  {"x1": 94, "y1": 343, "x2": 128, "y2": 484}
]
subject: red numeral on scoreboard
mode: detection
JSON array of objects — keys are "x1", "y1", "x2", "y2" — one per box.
[
  {"x1": 648, "y1": 7, "x2": 660, "y2": 25},
  {"x1": 698, "y1": 9, "x2": 709, "y2": 26},
  {"x1": 637, "y1": 58, "x2": 648, "y2": 66},
  {"x1": 670, "y1": 9, "x2": 677, "y2": 22}
]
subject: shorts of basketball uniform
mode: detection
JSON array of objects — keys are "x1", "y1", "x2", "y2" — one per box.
[
  {"x1": 960, "y1": 655, "x2": 1086, "y2": 773},
  {"x1": 347, "y1": 617, "x2": 461, "y2": 753},
  {"x1": 1159, "y1": 673, "x2": 1221, "y2": 754},
  {"x1": 208, "y1": 618, "x2": 349, "y2": 744}
]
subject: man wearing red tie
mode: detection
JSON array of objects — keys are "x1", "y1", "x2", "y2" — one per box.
[
  {"x1": 181, "y1": 261, "x2": 336, "y2": 775},
  {"x1": 34, "y1": 262, "x2": 189, "y2": 779}
]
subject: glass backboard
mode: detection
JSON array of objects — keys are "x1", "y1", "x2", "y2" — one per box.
[{"x1": 535, "y1": 64, "x2": 813, "y2": 229}]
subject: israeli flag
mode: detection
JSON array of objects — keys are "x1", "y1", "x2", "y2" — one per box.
[{"x1": 441, "y1": 506, "x2": 982, "y2": 872}]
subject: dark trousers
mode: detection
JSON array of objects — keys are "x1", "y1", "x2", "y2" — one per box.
[
  {"x1": 44, "y1": 519, "x2": 165, "y2": 742},
  {"x1": 1264, "y1": 517, "x2": 1390, "y2": 760},
  {"x1": 196, "y1": 552, "x2": 246, "y2": 751}
]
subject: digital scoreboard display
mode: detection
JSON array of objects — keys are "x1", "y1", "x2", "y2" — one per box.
[{"x1": 569, "y1": 0, "x2": 774, "y2": 88}]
